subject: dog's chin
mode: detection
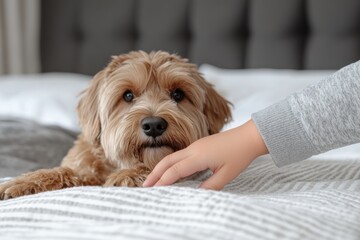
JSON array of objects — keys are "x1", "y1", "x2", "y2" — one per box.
[{"x1": 142, "y1": 145, "x2": 175, "y2": 170}]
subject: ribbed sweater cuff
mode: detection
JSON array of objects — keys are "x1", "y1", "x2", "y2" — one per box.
[{"x1": 251, "y1": 99, "x2": 318, "y2": 167}]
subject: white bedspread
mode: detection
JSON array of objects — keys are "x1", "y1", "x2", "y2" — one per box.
[{"x1": 0, "y1": 154, "x2": 360, "y2": 240}]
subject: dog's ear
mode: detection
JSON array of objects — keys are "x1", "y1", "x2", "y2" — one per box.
[
  {"x1": 77, "y1": 70, "x2": 105, "y2": 144},
  {"x1": 78, "y1": 54, "x2": 132, "y2": 144},
  {"x1": 201, "y1": 80, "x2": 232, "y2": 134}
]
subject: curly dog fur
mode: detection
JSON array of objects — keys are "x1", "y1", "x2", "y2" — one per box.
[{"x1": 0, "y1": 51, "x2": 231, "y2": 200}]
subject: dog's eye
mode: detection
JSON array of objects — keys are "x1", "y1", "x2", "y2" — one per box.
[
  {"x1": 171, "y1": 89, "x2": 185, "y2": 103},
  {"x1": 123, "y1": 90, "x2": 134, "y2": 102}
]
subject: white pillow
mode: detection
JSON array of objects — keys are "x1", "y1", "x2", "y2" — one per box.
[
  {"x1": 0, "y1": 73, "x2": 91, "y2": 132},
  {"x1": 199, "y1": 64, "x2": 335, "y2": 131}
]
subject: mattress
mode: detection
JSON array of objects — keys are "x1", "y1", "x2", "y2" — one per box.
[{"x1": 0, "y1": 67, "x2": 359, "y2": 239}]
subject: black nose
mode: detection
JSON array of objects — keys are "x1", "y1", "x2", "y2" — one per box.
[{"x1": 141, "y1": 117, "x2": 168, "y2": 138}]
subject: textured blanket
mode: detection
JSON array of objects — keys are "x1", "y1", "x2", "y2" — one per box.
[
  {"x1": 1, "y1": 155, "x2": 360, "y2": 240},
  {"x1": 0, "y1": 118, "x2": 76, "y2": 178}
]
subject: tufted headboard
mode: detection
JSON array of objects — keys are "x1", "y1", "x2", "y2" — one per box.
[{"x1": 40, "y1": 0, "x2": 360, "y2": 75}]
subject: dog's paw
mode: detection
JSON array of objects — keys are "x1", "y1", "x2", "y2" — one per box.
[
  {"x1": 0, "y1": 181, "x2": 42, "y2": 200},
  {"x1": 104, "y1": 167, "x2": 150, "y2": 187},
  {"x1": 0, "y1": 167, "x2": 81, "y2": 200}
]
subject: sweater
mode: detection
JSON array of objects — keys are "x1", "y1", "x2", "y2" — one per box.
[{"x1": 252, "y1": 60, "x2": 360, "y2": 167}]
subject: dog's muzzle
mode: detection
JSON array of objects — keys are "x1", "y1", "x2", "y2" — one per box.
[{"x1": 141, "y1": 117, "x2": 168, "y2": 138}]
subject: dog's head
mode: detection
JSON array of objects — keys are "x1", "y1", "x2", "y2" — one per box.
[{"x1": 78, "y1": 51, "x2": 231, "y2": 169}]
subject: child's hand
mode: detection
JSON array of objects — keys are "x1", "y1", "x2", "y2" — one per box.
[{"x1": 143, "y1": 120, "x2": 269, "y2": 190}]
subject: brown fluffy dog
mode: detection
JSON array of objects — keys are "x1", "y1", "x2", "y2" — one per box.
[{"x1": 0, "y1": 51, "x2": 231, "y2": 200}]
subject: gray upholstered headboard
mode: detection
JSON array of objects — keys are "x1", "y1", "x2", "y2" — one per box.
[{"x1": 40, "y1": 0, "x2": 360, "y2": 75}]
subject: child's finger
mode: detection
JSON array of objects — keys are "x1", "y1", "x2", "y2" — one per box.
[
  {"x1": 143, "y1": 149, "x2": 189, "y2": 187},
  {"x1": 199, "y1": 166, "x2": 237, "y2": 191},
  {"x1": 153, "y1": 156, "x2": 207, "y2": 186}
]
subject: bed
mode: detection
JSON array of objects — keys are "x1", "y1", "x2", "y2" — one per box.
[{"x1": 1, "y1": 0, "x2": 360, "y2": 239}]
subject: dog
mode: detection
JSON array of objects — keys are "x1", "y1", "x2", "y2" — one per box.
[{"x1": 0, "y1": 51, "x2": 231, "y2": 200}]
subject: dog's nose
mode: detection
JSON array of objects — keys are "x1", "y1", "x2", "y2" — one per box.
[{"x1": 141, "y1": 117, "x2": 168, "y2": 138}]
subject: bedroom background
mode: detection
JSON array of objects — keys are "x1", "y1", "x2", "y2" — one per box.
[
  {"x1": 2, "y1": 0, "x2": 360, "y2": 75},
  {"x1": 0, "y1": 0, "x2": 360, "y2": 239}
]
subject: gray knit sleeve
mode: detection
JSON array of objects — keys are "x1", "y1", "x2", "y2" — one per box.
[{"x1": 252, "y1": 60, "x2": 360, "y2": 167}]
